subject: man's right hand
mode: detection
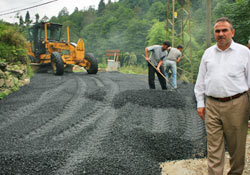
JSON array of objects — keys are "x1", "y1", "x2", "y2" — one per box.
[
  {"x1": 145, "y1": 57, "x2": 150, "y2": 62},
  {"x1": 197, "y1": 107, "x2": 205, "y2": 120}
]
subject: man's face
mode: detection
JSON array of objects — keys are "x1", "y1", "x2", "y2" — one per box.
[
  {"x1": 214, "y1": 21, "x2": 235, "y2": 49},
  {"x1": 162, "y1": 45, "x2": 168, "y2": 51}
]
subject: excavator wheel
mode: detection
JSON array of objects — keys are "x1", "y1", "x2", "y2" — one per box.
[
  {"x1": 85, "y1": 53, "x2": 98, "y2": 74},
  {"x1": 51, "y1": 52, "x2": 64, "y2": 75}
]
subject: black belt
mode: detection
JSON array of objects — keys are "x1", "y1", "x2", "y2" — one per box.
[{"x1": 208, "y1": 92, "x2": 246, "y2": 102}]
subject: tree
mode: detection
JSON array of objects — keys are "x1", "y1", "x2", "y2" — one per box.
[
  {"x1": 25, "y1": 11, "x2": 32, "y2": 26},
  {"x1": 41, "y1": 15, "x2": 49, "y2": 22},
  {"x1": 19, "y1": 16, "x2": 24, "y2": 26},
  {"x1": 58, "y1": 7, "x2": 69, "y2": 17},
  {"x1": 123, "y1": 19, "x2": 151, "y2": 64},
  {"x1": 214, "y1": 0, "x2": 250, "y2": 44},
  {"x1": 98, "y1": 0, "x2": 106, "y2": 16},
  {"x1": 35, "y1": 14, "x2": 40, "y2": 24},
  {"x1": 146, "y1": 1, "x2": 166, "y2": 21},
  {"x1": 206, "y1": 0, "x2": 212, "y2": 48},
  {"x1": 146, "y1": 20, "x2": 167, "y2": 46}
]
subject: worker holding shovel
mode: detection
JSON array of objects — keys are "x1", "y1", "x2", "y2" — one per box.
[{"x1": 144, "y1": 41, "x2": 171, "y2": 90}]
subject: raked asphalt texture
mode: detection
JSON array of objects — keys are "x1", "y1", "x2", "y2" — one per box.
[{"x1": 0, "y1": 72, "x2": 207, "y2": 175}]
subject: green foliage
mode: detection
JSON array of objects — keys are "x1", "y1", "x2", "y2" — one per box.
[
  {"x1": 98, "y1": 0, "x2": 106, "y2": 16},
  {"x1": 123, "y1": 19, "x2": 151, "y2": 64},
  {"x1": 146, "y1": 1, "x2": 166, "y2": 21},
  {"x1": 0, "y1": 22, "x2": 28, "y2": 64},
  {"x1": 119, "y1": 65, "x2": 147, "y2": 75},
  {"x1": 1, "y1": 0, "x2": 247, "y2": 81},
  {"x1": 120, "y1": 52, "x2": 137, "y2": 66},
  {"x1": 214, "y1": 0, "x2": 250, "y2": 44},
  {"x1": 0, "y1": 89, "x2": 12, "y2": 100},
  {"x1": 25, "y1": 11, "x2": 32, "y2": 26},
  {"x1": 26, "y1": 64, "x2": 34, "y2": 78},
  {"x1": 147, "y1": 20, "x2": 166, "y2": 46}
]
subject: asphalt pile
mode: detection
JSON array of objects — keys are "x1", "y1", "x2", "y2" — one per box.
[
  {"x1": 112, "y1": 89, "x2": 185, "y2": 109},
  {"x1": 0, "y1": 72, "x2": 207, "y2": 175}
]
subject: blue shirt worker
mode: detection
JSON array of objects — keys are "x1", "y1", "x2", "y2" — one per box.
[
  {"x1": 194, "y1": 17, "x2": 250, "y2": 175},
  {"x1": 145, "y1": 41, "x2": 171, "y2": 90}
]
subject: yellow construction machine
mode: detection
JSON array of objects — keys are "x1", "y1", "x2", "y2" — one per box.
[{"x1": 27, "y1": 22, "x2": 98, "y2": 75}]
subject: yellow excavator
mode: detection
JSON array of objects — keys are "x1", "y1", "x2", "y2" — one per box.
[{"x1": 27, "y1": 22, "x2": 98, "y2": 75}]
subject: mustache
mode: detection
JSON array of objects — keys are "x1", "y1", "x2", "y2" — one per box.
[{"x1": 218, "y1": 36, "x2": 225, "y2": 39}]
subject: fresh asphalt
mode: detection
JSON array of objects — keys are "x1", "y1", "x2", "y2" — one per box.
[{"x1": 0, "y1": 72, "x2": 206, "y2": 175}]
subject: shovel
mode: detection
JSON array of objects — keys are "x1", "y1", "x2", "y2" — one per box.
[{"x1": 142, "y1": 55, "x2": 177, "y2": 91}]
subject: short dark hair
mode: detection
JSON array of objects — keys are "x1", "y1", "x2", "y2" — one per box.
[
  {"x1": 177, "y1": 45, "x2": 183, "y2": 49},
  {"x1": 163, "y1": 41, "x2": 171, "y2": 47},
  {"x1": 215, "y1": 17, "x2": 233, "y2": 29}
]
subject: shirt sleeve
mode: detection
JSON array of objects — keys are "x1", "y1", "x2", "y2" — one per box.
[
  {"x1": 147, "y1": 45, "x2": 155, "y2": 52},
  {"x1": 160, "y1": 51, "x2": 167, "y2": 60},
  {"x1": 194, "y1": 52, "x2": 207, "y2": 108}
]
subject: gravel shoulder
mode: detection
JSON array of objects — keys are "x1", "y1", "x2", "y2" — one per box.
[{"x1": 161, "y1": 133, "x2": 250, "y2": 175}]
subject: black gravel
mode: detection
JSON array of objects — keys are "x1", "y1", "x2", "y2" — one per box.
[
  {"x1": 112, "y1": 89, "x2": 185, "y2": 109},
  {"x1": 0, "y1": 72, "x2": 206, "y2": 175}
]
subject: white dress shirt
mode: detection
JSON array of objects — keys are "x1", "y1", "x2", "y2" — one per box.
[{"x1": 194, "y1": 41, "x2": 250, "y2": 108}]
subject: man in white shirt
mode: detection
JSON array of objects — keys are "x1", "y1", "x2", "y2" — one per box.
[{"x1": 194, "y1": 17, "x2": 250, "y2": 175}]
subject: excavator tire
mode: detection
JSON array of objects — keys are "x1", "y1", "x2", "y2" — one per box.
[
  {"x1": 51, "y1": 52, "x2": 64, "y2": 75},
  {"x1": 85, "y1": 53, "x2": 98, "y2": 74}
]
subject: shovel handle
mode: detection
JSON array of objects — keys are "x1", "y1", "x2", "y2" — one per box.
[
  {"x1": 142, "y1": 55, "x2": 167, "y2": 79},
  {"x1": 142, "y1": 55, "x2": 177, "y2": 91}
]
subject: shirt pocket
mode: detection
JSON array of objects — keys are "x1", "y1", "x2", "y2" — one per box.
[{"x1": 227, "y1": 63, "x2": 244, "y2": 79}]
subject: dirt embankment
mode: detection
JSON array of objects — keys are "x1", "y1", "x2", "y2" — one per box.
[{"x1": 0, "y1": 63, "x2": 30, "y2": 98}]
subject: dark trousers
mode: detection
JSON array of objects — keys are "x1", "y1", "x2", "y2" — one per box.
[{"x1": 148, "y1": 63, "x2": 167, "y2": 90}]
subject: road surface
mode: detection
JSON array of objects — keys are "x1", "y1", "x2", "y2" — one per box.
[{"x1": 0, "y1": 72, "x2": 206, "y2": 175}]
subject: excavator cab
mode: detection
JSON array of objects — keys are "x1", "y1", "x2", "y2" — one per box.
[{"x1": 28, "y1": 23, "x2": 62, "y2": 58}]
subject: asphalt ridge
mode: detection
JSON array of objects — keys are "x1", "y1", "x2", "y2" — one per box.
[{"x1": 0, "y1": 72, "x2": 206, "y2": 175}]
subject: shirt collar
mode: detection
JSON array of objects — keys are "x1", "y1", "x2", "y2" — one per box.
[{"x1": 216, "y1": 40, "x2": 235, "y2": 52}]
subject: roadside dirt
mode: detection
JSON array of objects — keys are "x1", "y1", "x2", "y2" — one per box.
[{"x1": 161, "y1": 134, "x2": 250, "y2": 175}]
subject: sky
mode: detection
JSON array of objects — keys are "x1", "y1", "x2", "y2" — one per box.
[{"x1": 0, "y1": 0, "x2": 115, "y2": 23}]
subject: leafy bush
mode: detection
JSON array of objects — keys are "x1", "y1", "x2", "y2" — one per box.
[{"x1": 0, "y1": 22, "x2": 28, "y2": 64}]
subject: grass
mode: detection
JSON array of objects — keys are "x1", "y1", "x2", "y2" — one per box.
[{"x1": 119, "y1": 65, "x2": 147, "y2": 75}]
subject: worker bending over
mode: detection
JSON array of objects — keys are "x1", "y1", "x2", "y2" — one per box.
[{"x1": 145, "y1": 41, "x2": 171, "y2": 90}]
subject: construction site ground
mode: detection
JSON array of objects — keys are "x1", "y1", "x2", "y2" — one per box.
[{"x1": 0, "y1": 72, "x2": 248, "y2": 174}]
